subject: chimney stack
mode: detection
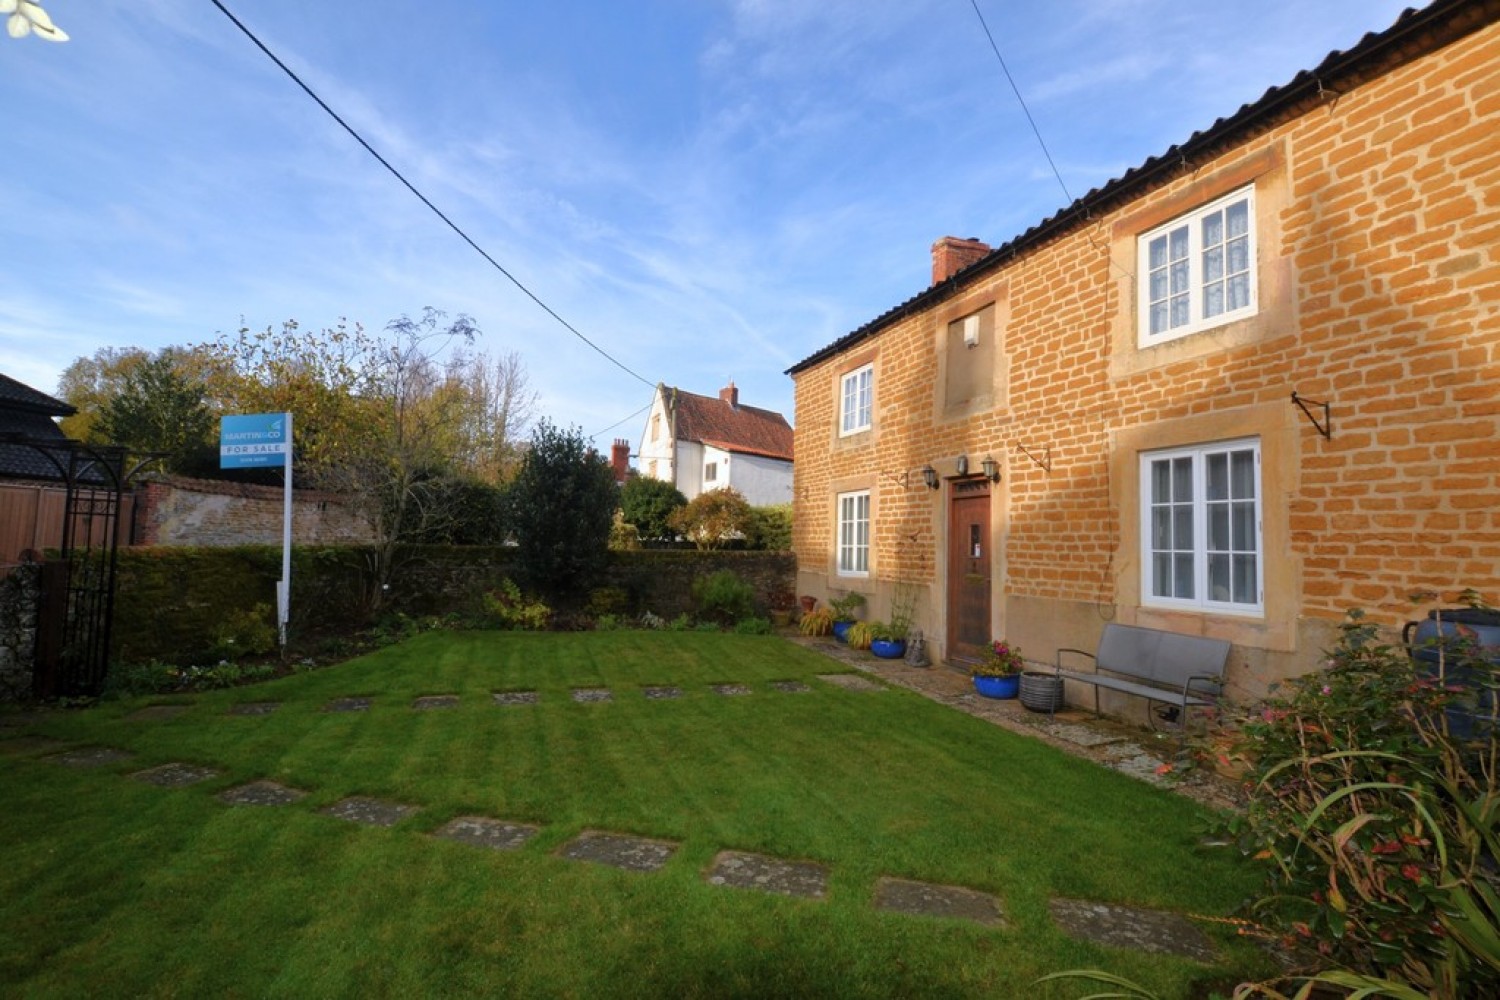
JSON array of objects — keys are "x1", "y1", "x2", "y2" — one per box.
[
  {"x1": 610, "y1": 439, "x2": 630, "y2": 484},
  {"x1": 931, "y1": 236, "x2": 991, "y2": 285},
  {"x1": 719, "y1": 380, "x2": 739, "y2": 408}
]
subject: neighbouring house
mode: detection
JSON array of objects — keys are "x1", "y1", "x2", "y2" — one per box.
[
  {"x1": 637, "y1": 381, "x2": 794, "y2": 507},
  {"x1": 786, "y1": 0, "x2": 1500, "y2": 706}
]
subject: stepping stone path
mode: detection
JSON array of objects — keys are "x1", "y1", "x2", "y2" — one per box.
[
  {"x1": 48, "y1": 746, "x2": 133, "y2": 768},
  {"x1": 218, "y1": 780, "x2": 307, "y2": 806},
  {"x1": 0, "y1": 735, "x2": 68, "y2": 756},
  {"x1": 1049, "y1": 898, "x2": 1217, "y2": 963},
  {"x1": 874, "y1": 877, "x2": 1005, "y2": 926},
  {"x1": 433, "y1": 816, "x2": 539, "y2": 851},
  {"x1": 571, "y1": 688, "x2": 612, "y2": 703},
  {"x1": 1042, "y1": 722, "x2": 1126, "y2": 748},
  {"x1": 493, "y1": 691, "x2": 539, "y2": 706},
  {"x1": 132, "y1": 763, "x2": 220, "y2": 788},
  {"x1": 642, "y1": 686, "x2": 681, "y2": 700},
  {"x1": 560, "y1": 831, "x2": 677, "y2": 872},
  {"x1": 711, "y1": 684, "x2": 752, "y2": 696},
  {"x1": 707, "y1": 850, "x2": 828, "y2": 899},
  {"x1": 127, "y1": 704, "x2": 191, "y2": 721},
  {"x1": 323, "y1": 697, "x2": 371, "y2": 713},
  {"x1": 413, "y1": 695, "x2": 459, "y2": 710},
  {"x1": 816, "y1": 673, "x2": 885, "y2": 693},
  {"x1": 320, "y1": 796, "x2": 418, "y2": 827},
  {"x1": 771, "y1": 680, "x2": 811, "y2": 693},
  {"x1": 227, "y1": 702, "x2": 281, "y2": 716}
]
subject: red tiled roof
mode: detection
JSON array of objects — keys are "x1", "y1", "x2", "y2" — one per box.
[{"x1": 668, "y1": 387, "x2": 794, "y2": 462}]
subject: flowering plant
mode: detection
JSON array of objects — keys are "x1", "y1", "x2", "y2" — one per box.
[{"x1": 973, "y1": 639, "x2": 1026, "y2": 677}]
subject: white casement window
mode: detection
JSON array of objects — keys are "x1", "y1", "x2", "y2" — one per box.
[
  {"x1": 704, "y1": 461, "x2": 717, "y2": 483},
  {"x1": 1138, "y1": 185, "x2": 1257, "y2": 345},
  {"x1": 1141, "y1": 439, "x2": 1262, "y2": 613},
  {"x1": 836, "y1": 490, "x2": 870, "y2": 577},
  {"x1": 840, "y1": 364, "x2": 873, "y2": 436}
]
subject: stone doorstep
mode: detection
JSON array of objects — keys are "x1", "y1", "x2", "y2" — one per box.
[
  {"x1": 873, "y1": 877, "x2": 1006, "y2": 927},
  {"x1": 227, "y1": 702, "x2": 282, "y2": 716},
  {"x1": 706, "y1": 850, "x2": 829, "y2": 899},
  {"x1": 218, "y1": 780, "x2": 308, "y2": 806},
  {"x1": 559, "y1": 831, "x2": 678, "y2": 872},
  {"x1": 46, "y1": 746, "x2": 134, "y2": 768},
  {"x1": 412, "y1": 695, "x2": 460, "y2": 710},
  {"x1": 1049, "y1": 898, "x2": 1218, "y2": 964},
  {"x1": 322, "y1": 697, "x2": 372, "y2": 713},
  {"x1": 433, "y1": 816, "x2": 541, "y2": 851},
  {"x1": 492, "y1": 691, "x2": 539, "y2": 706},
  {"x1": 319, "y1": 796, "x2": 419, "y2": 827},
  {"x1": 131, "y1": 762, "x2": 221, "y2": 788}
]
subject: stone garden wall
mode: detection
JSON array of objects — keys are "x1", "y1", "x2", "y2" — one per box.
[{"x1": 0, "y1": 558, "x2": 40, "y2": 701}]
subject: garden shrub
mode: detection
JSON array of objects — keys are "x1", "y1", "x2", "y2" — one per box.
[
  {"x1": 619, "y1": 476, "x2": 686, "y2": 543},
  {"x1": 480, "y1": 579, "x2": 552, "y2": 631},
  {"x1": 732, "y1": 617, "x2": 772, "y2": 635},
  {"x1": 1218, "y1": 600, "x2": 1500, "y2": 999},
  {"x1": 209, "y1": 602, "x2": 277, "y2": 661},
  {"x1": 691, "y1": 569, "x2": 756, "y2": 625},
  {"x1": 586, "y1": 586, "x2": 631, "y2": 617},
  {"x1": 743, "y1": 504, "x2": 792, "y2": 551},
  {"x1": 668, "y1": 488, "x2": 752, "y2": 550}
]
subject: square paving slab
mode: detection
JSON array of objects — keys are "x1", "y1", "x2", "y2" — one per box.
[
  {"x1": 559, "y1": 831, "x2": 677, "y2": 872},
  {"x1": 227, "y1": 702, "x2": 281, "y2": 716},
  {"x1": 571, "y1": 688, "x2": 612, "y2": 703},
  {"x1": 816, "y1": 673, "x2": 885, "y2": 693},
  {"x1": 493, "y1": 691, "x2": 539, "y2": 706},
  {"x1": 1049, "y1": 898, "x2": 1217, "y2": 963},
  {"x1": 874, "y1": 877, "x2": 1005, "y2": 926},
  {"x1": 322, "y1": 697, "x2": 371, "y2": 713},
  {"x1": 432, "y1": 816, "x2": 540, "y2": 851},
  {"x1": 642, "y1": 686, "x2": 681, "y2": 700},
  {"x1": 771, "y1": 680, "x2": 811, "y2": 693},
  {"x1": 132, "y1": 763, "x2": 220, "y2": 788},
  {"x1": 412, "y1": 695, "x2": 459, "y2": 710},
  {"x1": 711, "y1": 684, "x2": 753, "y2": 696},
  {"x1": 47, "y1": 746, "x2": 134, "y2": 768},
  {"x1": 319, "y1": 796, "x2": 419, "y2": 827},
  {"x1": 127, "y1": 704, "x2": 191, "y2": 721},
  {"x1": 706, "y1": 851, "x2": 829, "y2": 899},
  {"x1": 218, "y1": 780, "x2": 307, "y2": 806},
  {"x1": 1042, "y1": 722, "x2": 1127, "y2": 748}
]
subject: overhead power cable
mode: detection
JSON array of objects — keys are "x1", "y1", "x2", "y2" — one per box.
[
  {"x1": 209, "y1": 0, "x2": 655, "y2": 389},
  {"x1": 590, "y1": 402, "x2": 651, "y2": 442},
  {"x1": 967, "y1": 0, "x2": 1074, "y2": 206}
]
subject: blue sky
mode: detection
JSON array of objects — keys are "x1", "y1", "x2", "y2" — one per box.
[{"x1": 3, "y1": 0, "x2": 1416, "y2": 452}]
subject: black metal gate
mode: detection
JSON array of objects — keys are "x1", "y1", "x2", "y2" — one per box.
[{"x1": 25, "y1": 441, "x2": 128, "y2": 698}]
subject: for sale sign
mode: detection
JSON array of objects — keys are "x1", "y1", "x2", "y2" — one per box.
[{"x1": 219, "y1": 413, "x2": 289, "y2": 469}]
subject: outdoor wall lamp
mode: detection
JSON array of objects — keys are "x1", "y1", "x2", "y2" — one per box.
[
  {"x1": 955, "y1": 455, "x2": 968, "y2": 476},
  {"x1": 921, "y1": 465, "x2": 939, "y2": 490},
  {"x1": 981, "y1": 455, "x2": 1000, "y2": 482}
]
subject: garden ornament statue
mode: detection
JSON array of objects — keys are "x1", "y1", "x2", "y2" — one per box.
[{"x1": 903, "y1": 628, "x2": 929, "y2": 668}]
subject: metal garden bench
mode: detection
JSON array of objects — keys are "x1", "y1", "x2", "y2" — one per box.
[{"x1": 1053, "y1": 623, "x2": 1230, "y2": 727}]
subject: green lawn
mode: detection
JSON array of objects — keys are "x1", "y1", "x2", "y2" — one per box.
[{"x1": 0, "y1": 632, "x2": 1266, "y2": 998}]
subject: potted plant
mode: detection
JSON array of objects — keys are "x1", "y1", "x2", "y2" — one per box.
[
  {"x1": 828, "y1": 592, "x2": 866, "y2": 643},
  {"x1": 799, "y1": 607, "x2": 834, "y2": 637},
  {"x1": 846, "y1": 620, "x2": 876, "y2": 651},
  {"x1": 869, "y1": 620, "x2": 906, "y2": 659},
  {"x1": 972, "y1": 639, "x2": 1025, "y2": 699},
  {"x1": 767, "y1": 589, "x2": 796, "y2": 628}
]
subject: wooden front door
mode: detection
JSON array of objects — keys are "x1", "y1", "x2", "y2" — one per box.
[{"x1": 946, "y1": 479, "x2": 992, "y2": 666}]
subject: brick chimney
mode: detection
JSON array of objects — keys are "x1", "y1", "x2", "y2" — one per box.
[
  {"x1": 719, "y1": 380, "x2": 739, "y2": 408},
  {"x1": 610, "y1": 439, "x2": 630, "y2": 484},
  {"x1": 931, "y1": 236, "x2": 991, "y2": 285}
]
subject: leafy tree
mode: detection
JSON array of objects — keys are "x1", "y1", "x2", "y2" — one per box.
[
  {"x1": 744, "y1": 503, "x2": 793, "y2": 551},
  {"x1": 57, "y1": 346, "x2": 151, "y2": 442},
  {"x1": 94, "y1": 349, "x2": 219, "y2": 475},
  {"x1": 507, "y1": 419, "x2": 617, "y2": 600},
  {"x1": 442, "y1": 348, "x2": 537, "y2": 483},
  {"x1": 668, "y1": 487, "x2": 752, "y2": 550},
  {"x1": 619, "y1": 475, "x2": 687, "y2": 542}
]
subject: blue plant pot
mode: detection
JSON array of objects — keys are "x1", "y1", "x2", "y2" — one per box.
[
  {"x1": 870, "y1": 638, "x2": 906, "y2": 659},
  {"x1": 973, "y1": 674, "x2": 1020, "y2": 699},
  {"x1": 831, "y1": 620, "x2": 852, "y2": 643}
]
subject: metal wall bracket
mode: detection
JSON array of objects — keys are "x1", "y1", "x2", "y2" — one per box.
[
  {"x1": 1016, "y1": 442, "x2": 1052, "y2": 473},
  {"x1": 1292, "y1": 391, "x2": 1332, "y2": 440}
]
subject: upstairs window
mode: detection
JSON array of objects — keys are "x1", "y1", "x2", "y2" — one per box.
[
  {"x1": 840, "y1": 364, "x2": 873, "y2": 436},
  {"x1": 1138, "y1": 186, "x2": 1256, "y2": 345},
  {"x1": 1141, "y1": 439, "x2": 1262, "y2": 613}
]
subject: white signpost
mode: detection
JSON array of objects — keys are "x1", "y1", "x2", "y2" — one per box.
[{"x1": 220, "y1": 413, "x2": 293, "y2": 647}]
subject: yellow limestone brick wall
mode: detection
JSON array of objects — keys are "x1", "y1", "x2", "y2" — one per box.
[{"x1": 791, "y1": 18, "x2": 1500, "y2": 699}]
